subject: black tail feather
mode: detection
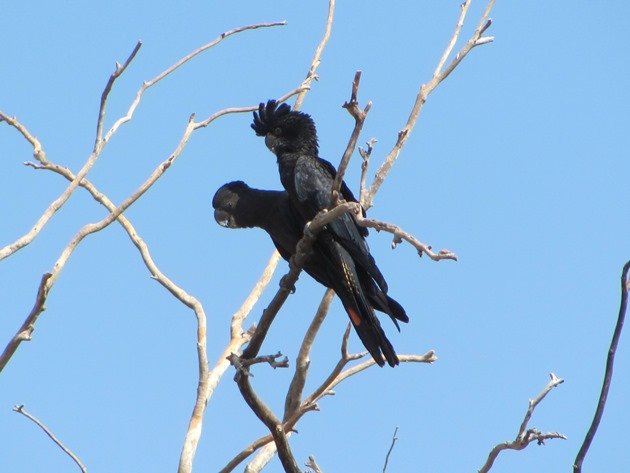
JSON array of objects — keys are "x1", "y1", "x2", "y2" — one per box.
[
  {"x1": 333, "y1": 242, "x2": 400, "y2": 367},
  {"x1": 359, "y1": 271, "x2": 409, "y2": 330},
  {"x1": 344, "y1": 305, "x2": 399, "y2": 367}
]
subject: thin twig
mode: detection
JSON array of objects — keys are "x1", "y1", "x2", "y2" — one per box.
[
  {"x1": 359, "y1": 139, "x2": 377, "y2": 208},
  {"x1": 324, "y1": 352, "x2": 437, "y2": 393},
  {"x1": 304, "y1": 328, "x2": 436, "y2": 408},
  {"x1": 228, "y1": 352, "x2": 290, "y2": 376},
  {"x1": 95, "y1": 41, "x2": 143, "y2": 149},
  {"x1": 13, "y1": 405, "x2": 87, "y2": 473},
  {"x1": 103, "y1": 21, "x2": 286, "y2": 144},
  {"x1": 319, "y1": 202, "x2": 457, "y2": 262},
  {"x1": 356, "y1": 213, "x2": 457, "y2": 261},
  {"x1": 302, "y1": 324, "x2": 367, "y2": 406},
  {"x1": 573, "y1": 260, "x2": 630, "y2": 472},
  {"x1": 382, "y1": 426, "x2": 399, "y2": 473},
  {"x1": 195, "y1": 85, "x2": 307, "y2": 130},
  {"x1": 306, "y1": 455, "x2": 323, "y2": 473},
  {"x1": 478, "y1": 373, "x2": 566, "y2": 473}
]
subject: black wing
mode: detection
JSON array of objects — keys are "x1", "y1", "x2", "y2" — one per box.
[{"x1": 294, "y1": 155, "x2": 388, "y2": 293}]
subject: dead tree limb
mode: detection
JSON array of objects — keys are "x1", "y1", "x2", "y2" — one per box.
[
  {"x1": 573, "y1": 260, "x2": 630, "y2": 472},
  {"x1": 478, "y1": 373, "x2": 566, "y2": 473}
]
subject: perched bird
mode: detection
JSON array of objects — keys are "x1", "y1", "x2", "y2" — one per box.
[
  {"x1": 251, "y1": 100, "x2": 388, "y2": 294},
  {"x1": 213, "y1": 181, "x2": 408, "y2": 367}
]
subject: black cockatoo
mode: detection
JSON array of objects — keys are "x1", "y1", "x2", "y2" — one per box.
[{"x1": 213, "y1": 180, "x2": 408, "y2": 367}]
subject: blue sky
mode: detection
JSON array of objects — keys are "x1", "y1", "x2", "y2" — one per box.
[{"x1": 1, "y1": 1, "x2": 628, "y2": 472}]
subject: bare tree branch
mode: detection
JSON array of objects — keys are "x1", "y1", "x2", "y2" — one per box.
[
  {"x1": 6, "y1": 87, "x2": 305, "y2": 473},
  {"x1": 228, "y1": 351, "x2": 290, "y2": 375},
  {"x1": 0, "y1": 113, "x2": 47, "y2": 163},
  {"x1": 194, "y1": 85, "x2": 308, "y2": 130},
  {"x1": 0, "y1": 21, "x2": 286, "y2": 263},
  {"x1": 284, "y1": 289, "x2": 335, "y2": 419},
  {"x1": 103, "y1": 21, "x2": 286, "y2": 144},
  {"x1": 2, "y1": 28, "x2": 294, "y2": 473},
  {"x1": 221, "y1": 291, "x2": 333, "y2": 473},
  {"x1": 4, "y1": 21, "x2": 309, "y2": 473},
  {"x1": 301, "y1": 325, "x2": 436, "y2": 409},
  {"x1": 223, "y1": 322, "x2": 434, "y2": 473},
  {"x1": 306, "y1": 455, "x2": 323, "y2": 473},
  {"x1": 13, "y1": 404, "x2": 87, "y2": 473},
  {"x1": 236, "y1": 374, "x2": 301, "y2": 473},
  {"x1": 478, "y1": 373, "x2": 566, "y2": 473},
  {"x1": 364, "y1": 0, "x2": 495, "y2": 209},
  {"x1": 0, "y1": 273, "x2": 51, "y2": 373},
  {"x1": 205, "y1": 250, "x2": 281, "y2": 389},
  {"x1": 294, "y1": 0, "x2": 335, "y2": 110},
  {"x1": 95, "y1": 40, "x2": 143, "y2": 147},
  {"x1": 382, "y1": 426, "x2": 399, "y2": 473},
  {"x1": 311, "y1": 201, "x2": 457, "y2": 262},
  {"x1": 14, "y1": 134, "x2": 280, "y2": 412},
  {"x1": 331, "y1": 71, "x2": 371, "y2": 203},
  {"x1": 359, "y1": 138, "x2": 377, "y2": 208},
  {"x1": 230, "y1": 251, "x2": 283, "y2": 337},
  {"x1": 322, "y1": 352, "x2": 437, "y2": 393},
  {"x1": 221, "y1": 439, "x2": 275, "y2": 473},
  {"x1": 355, "y1": 212, "x2": 457, "y2": 261},
  {"x1": 0, "y1": 42, "x2": 139, "y2": 261},
  {"x1": 573, "y1": 259, "x2": 630, "y2": 473}
]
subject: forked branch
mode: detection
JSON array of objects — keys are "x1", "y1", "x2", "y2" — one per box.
[
  {"x1": 364, "y1": 0, "x2": 496, "y2": 208},
  {"x1": 0, "y1": 42, "x2": 140, "y2": 262},
  {"x1": 331, "y1": 70, "x2": 371, "y2": 203},
  {"x1": 478, "y1": 373, "x2": 566, "y2": 473}
]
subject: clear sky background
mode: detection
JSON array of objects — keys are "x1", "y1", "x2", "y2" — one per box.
[{"x1": 1, "y1": 2, "x2": 628, "y2": 472}]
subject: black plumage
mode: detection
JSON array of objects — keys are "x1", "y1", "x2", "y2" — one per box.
[
  {"x1": 251, "y1": 100, "x2": 388, "y2": 294},
  {"x1": 213, "y1": 181, "x2": 408, "y2": 367}
]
